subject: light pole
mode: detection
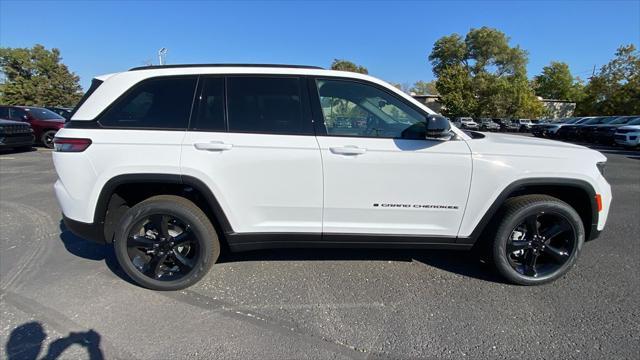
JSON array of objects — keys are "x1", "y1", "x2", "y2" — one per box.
[{"x1": 158, "y1": 48, "x2": 168, "y2": 65}]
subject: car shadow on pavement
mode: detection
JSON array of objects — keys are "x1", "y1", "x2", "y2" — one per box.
[
  {"x1": 0, "y1": 147, "x2": 37, "y2": 156},
  {"x1": 5, "y1": 321, "x2": 104, "y2": 360},
  {"x1": 58, "y1": 220, "x2": 506, "y2": 285},
  {"x1": 222, "y1": 247, "x2": 508, "y2": 284},
  {"x1": 58, "y1": 221, "x2": 137, "y2": 286}
]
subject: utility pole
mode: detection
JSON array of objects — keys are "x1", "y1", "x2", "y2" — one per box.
[{"x1": 158, "y1": 48, "x2": 168, "y2": 65}]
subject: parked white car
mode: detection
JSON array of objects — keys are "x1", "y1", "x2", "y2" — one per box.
[
  {"x1": 614, "y1": 125, "x2": 640, "y2": 148},
  {"x1": 478, "y1": 118, "x2": 500, "y2": 131},
  {"x1": 512, "y1": 119, "x2": 533, "y2": 132},
  {"x1": 53, "y1": 64, "x2": 611, "y2": 290},
  {"x1": 453, "y1": 117, "x2": 479, "y2": 130}
]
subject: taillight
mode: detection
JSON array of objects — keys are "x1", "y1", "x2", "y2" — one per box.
[{"x1": 53, "y1": 137, "x2": 92, "y2": 152}]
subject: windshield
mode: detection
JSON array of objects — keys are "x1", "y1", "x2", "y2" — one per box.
[
  {"x1": 25, "y1": 107, "x2": 65, "y2": 120},
  {"x1": 627, "y1": 118, "x2": 640, "y2": 125}
]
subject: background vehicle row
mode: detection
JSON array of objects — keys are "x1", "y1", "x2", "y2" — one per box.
[
  {"x1": 531, "y1": 115, "x2": 640, "y2": 148},
  {"x1": 0, "y1": 105, "x2": 66, "y2": 148}
]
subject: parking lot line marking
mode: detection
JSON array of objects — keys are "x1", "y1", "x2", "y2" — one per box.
[{"x1": 236, "y1": 302, "x2": 388, "y2": 310}]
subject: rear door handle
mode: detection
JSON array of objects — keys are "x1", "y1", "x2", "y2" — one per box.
[
  {"x1": 329, "y1": 145, "x2": 366, "y2": 155},
  {"x1": 194, "y1": 141, "x2": 233, "y2": 151}
]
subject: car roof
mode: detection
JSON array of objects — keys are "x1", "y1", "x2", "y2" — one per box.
[
  {"x1": 73, "y1": 64, "x2": 439, "y2": 120},
  {"x1": 129, "y1": 63, "x2": 324, "y2": 71},
  {"x1": 0, "y1": 105, "x2": 50, "y2": 110}
]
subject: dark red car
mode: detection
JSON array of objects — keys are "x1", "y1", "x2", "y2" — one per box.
[{"x1": 0, "y1": 106, "x2": 66, "y2": 148}]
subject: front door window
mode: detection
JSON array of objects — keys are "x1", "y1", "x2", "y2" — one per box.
[{"x1": 315, "y1": 79, "x2": 426, "y2": 139}]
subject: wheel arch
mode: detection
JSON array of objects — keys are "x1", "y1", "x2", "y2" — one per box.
[
  {"x1": 465, "y1": 178, "x2": 599, "y2": 245},
  {"x1": 95, "y1": 174, "x2": 233, "y2": 243}
]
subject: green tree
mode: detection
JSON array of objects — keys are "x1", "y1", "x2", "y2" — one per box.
[
  {"x1": 330, "y1": 59, "x2": 368, "y2": 74},
  {"x1": 576, "y1": 44, "x2": 640, "y2": 116},
  {"x1": 533, "y1": 61, "x2": 584, "y2": 101},
  {"x1": 410, "y1": 80, "x2": 438, "y2": 95},
  {"x1": 428, "y1": 27, "x2": 544, "y2": 118},
  {"x1": 0, "y1": 44, "x2": 83, "y2": 107},
  {"x1": 391, "y1": 82, "x2": 411, "y2": 93}
]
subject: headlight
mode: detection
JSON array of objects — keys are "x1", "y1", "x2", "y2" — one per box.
[{"x1": 596, "y1": 162, "x2": 606, "y2": 177}]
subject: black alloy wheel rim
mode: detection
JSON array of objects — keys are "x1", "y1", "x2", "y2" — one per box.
[
  {"x1": 506, "y1": 212, "x2": 576, "y2": 278},
  {"x1": 127, "y1": 214, "x2": 199, "y2": 281}
]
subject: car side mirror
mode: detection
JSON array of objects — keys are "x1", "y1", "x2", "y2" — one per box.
[{"x1": 425, "y1": 115, "x2": 451, "y2": 140}]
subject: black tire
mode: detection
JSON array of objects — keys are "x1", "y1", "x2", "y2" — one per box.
[
  {"x1": 41, "y1": 130, "x2": 57, "y2": 149},
  {"x1": 113, "y1": 195, "x2": 220, "y2": 290},
  {"x1": 490, "y1": 195, "x2": 584, "y2": 285}
]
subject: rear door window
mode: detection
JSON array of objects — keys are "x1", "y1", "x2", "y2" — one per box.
[
  {"x1": 100, "y1": 77, "x2": 197, "y2": 129},
  {"x1": 226, "y1": 77, "x2": 311, "y2": 135},
  {"x1": 191, "y1": 77, "x2": 225, "y2": 131},
  {"x1": 10, "y1": 108, "x2": 28, "y2": 121}
]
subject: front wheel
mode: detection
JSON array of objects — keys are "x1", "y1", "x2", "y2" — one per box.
[
  {"x1": 491, "y1": 195, "x2": 584, "y2": 285},
  {"x1": 113, "y1": 195, "x2": 220, "y2": 290}
]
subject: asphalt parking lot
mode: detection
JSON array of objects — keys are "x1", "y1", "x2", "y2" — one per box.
[{"x1": 1, "y1": 143, "x2": 639, "y2": 359}]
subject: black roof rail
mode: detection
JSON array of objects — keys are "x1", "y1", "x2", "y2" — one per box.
[{"x1": 129, "y1": 64, "x2": 324, "y2": 71}]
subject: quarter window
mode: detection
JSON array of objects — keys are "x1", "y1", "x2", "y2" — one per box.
[
  {"x1": 315, "y1": 79, "x2": 426, "y2": 139},
  {"x1": 226, "y1": 77, "x2": 310, "y2": 135},
  {"x1": 100, "y1": 77, "x2": 197, "y2": 129}
]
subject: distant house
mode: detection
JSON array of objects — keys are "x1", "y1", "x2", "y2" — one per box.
[
  {"x1": 540, "y1": 98, "x2": 576, "y2": 118},
  {"x1": 411, "y1": 94, "x2": 443, "y2": 113},
  {"x1": 411, "y1": 94, "x2": 576, "y2": 119}
]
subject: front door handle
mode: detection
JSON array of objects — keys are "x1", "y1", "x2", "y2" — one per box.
[
  {"x1": 194, "y1": 141, "x2": 233, "y2": 151},
  {"x1": 329, "y1": 145, "x2": 366, "y2": 155}
]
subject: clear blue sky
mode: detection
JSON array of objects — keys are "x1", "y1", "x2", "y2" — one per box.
[{"x1": 1, "y1": 0, "x2": 638, "y2": 89}]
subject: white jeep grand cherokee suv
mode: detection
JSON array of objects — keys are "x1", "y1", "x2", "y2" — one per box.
[{"x1": 53, "y1": 64, "x2": 611, "y2": 290}]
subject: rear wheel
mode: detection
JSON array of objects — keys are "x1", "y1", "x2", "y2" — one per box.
[
  {"x1": 113, "y1": 195, "x2": 220, "y2": 290},
  {"x1": 491, "y1": 195, "x2": 584, "y2": 285},
  {"x1": 41, "y1": 130, "x2": 57, "y2": 149}
]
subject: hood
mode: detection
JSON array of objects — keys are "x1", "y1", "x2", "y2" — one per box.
[
  {"x1": 465, "y1": 132, "x2": 606, "y2": 163},
  {"x1": 0, "y1": 119, "x2": 28, "y2": 126},
  {"x1": 38, "y1": 118, "x2": 66, "y2": 124},
  {"x1": 475, "y1": 132, "x2": 586, "y2": 150},
  {"x1": 617, "y1": 125, "x2": 640, "y2": 131}
]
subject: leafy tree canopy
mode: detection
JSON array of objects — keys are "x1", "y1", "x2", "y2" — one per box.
[
  {"x1": 428, "y1": 27, "x2": 543, "y2": 118},
  {"x1": 0, "y1": 44, "x2": 83, "y2": 107},
  {"x1": 575, "y1": 44, "x2": 639, "y2": 116},
  {"x1": 411, "y1": 80, "x2": 438, "y2": 95},
  {"x1": 532, "y1": 61, "x2": 584, "y2": 101},
  {"x1": 330, "y1": 59, "x2": 368, "y2": 74}
]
